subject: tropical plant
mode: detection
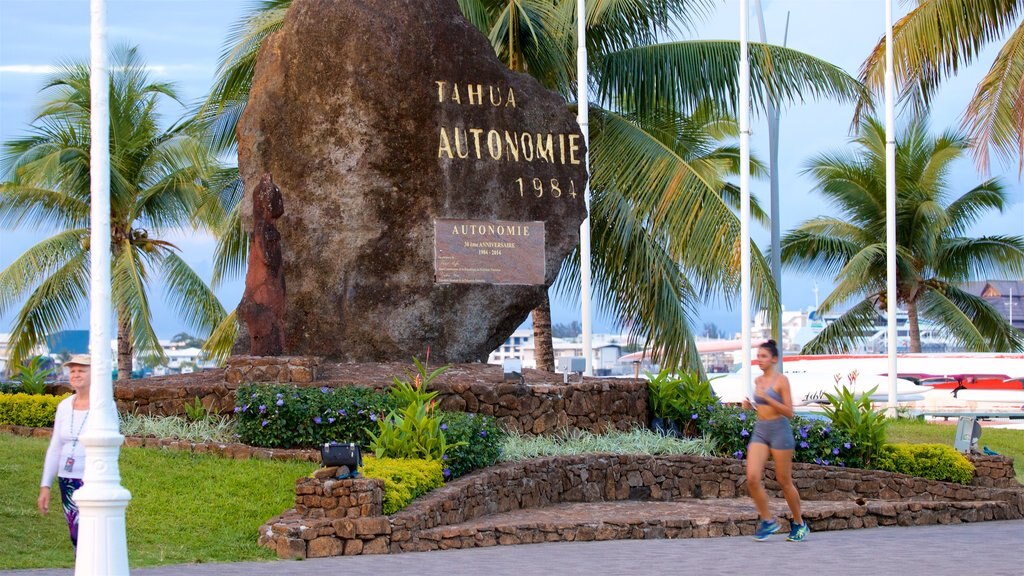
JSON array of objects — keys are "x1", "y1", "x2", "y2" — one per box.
[
  {"x1": 366, "y1": 400, "x2": 465, "y2": 461},
  {"x1": 388, "y1": 357, "x2": 447, "y2": 409},
  {"x1": 821, "y1": 385, "x2": 888, "y2": 467},
  {"x1": 197, "y1": 0, "x2": 863, "y2": 370},
  {"x1": 0, "y1": 46, "x2": 228, "y2": 380},
  {"x1": 782, "y1": 116, "x2": 1024, "y2": 353},
  {"x1": 12, "y1": 356, "x2": 54, "y2": 395},
  {"x1": 858, "y1": 0, "x2": 1024, "y2": 171},
  {"x1": 182, "y1": 397, "x2": 212, "y2": 423},
  {"x1": 499, "y1": 426, "x2": 711, "y2": 461}
]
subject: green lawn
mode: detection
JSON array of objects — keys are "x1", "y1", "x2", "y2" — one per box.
[
  {"x1": 886, "y1": 419, "x2": 1024, "y2": 481},
  {"x1": 0, "y1": 434, "x2": 317, "y2": 570}
]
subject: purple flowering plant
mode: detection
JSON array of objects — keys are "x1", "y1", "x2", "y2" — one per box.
[{"x1": 234, "y1": 383, "x2": 396, "y2": 449}]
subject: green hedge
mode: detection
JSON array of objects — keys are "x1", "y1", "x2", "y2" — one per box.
[
  {"x1": 0, "y1": 393, "x2": 69, "y2": 427},
  {"x1": 874, "y1": 443, "x2": 975, "y2": 484},
  {"x1": 361, "y1": 456, "x2": 444, "y2": 514}
]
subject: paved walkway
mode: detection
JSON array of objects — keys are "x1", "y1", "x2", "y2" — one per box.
[{"x1": 5, "y1": 520, "x2": 1022, "y2": 576}]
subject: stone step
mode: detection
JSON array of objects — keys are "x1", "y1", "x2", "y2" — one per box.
[{"x1": 399, "y1": 497, "x2": 1019, "y2": 552}]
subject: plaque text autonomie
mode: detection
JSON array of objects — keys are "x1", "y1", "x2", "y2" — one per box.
[{"x1": 434, "y1": 219, "x2": 546, "y2": 285}]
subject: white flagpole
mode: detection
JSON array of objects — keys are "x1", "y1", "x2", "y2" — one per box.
[
  {"x1": 577, "y1": 0, "x2": 593, "y2": 376},
  {"x1": 885, "y1": 0, "x2": 898, "y2": 413},
  {"x1": 740, "y1": 0, "x2": 753, "y2": 400},
  {"x1": 75, "y1": 1, "x2": 132, "y2": 573},
  {"x1": 754, "y1": 0, "x2": 787, "y2": 370}
]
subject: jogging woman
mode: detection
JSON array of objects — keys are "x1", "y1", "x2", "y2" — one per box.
[{"x1": 744, "y1": 340, "x2": 809, "y2": 542}]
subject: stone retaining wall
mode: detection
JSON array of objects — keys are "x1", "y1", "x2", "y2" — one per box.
[
  {"x1": 98, "y1": 358, "x2": 649, "y2": 435},
  {"x1": 258, "y1": 453, "x2": 1023, "y2": 558},
  {"x1": 966, "y1": 454, "x2": 1019, "y2": 488}
]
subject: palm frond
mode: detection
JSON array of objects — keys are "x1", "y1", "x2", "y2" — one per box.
[
  {"x1": 963, "y1": 20, "x2": 1024, "y2": 172},
  {"x1": 159, "y1": 250, "x2": 228, "y2": 338},
  {"x1": 0, "y1": 229, "x2": 88, "y2": 315},
  {"x1": 800, "y1": 297, "x2": 880, "y2": 354},
  {"x1": 597, "y1": 41, "x2": 864, "y2": 118},
  {"x1": 202, "y1": 309, "x2": 240, "y2": 366},
  {"x1": 4, "y1": 251, "x2": 90, "y2": 368}
]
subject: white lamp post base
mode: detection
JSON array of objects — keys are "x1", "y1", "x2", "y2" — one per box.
[{"x1": 74, "y1": 430, "x2": 131, "y2": 575}]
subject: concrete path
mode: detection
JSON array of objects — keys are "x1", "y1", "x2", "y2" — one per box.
[{"x1": 5, "y1": 520, "x2": 1022, "y2": 576}]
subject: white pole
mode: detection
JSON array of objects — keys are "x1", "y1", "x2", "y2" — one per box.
[
  {"x1": 740, "y1": 0, "x2": 753, "y2": 399},
  {"x1": 754, "y1": 0, "x2": 788, "y2": 370},
  {"x1": 885, "y1": 0, "x2": 898, "y2": 414},
  {"x1": 75, "y1": 1, "x2": 131, "y2": 574},
  {"x1": 577, "y1": 0, "x2": 593, "y2": 376}
]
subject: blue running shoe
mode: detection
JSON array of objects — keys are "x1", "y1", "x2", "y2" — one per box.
[
  {"x1": 787, "y1": 522, "x2": 810, "y2": 542},
  {"x1": 754, "y1": 519, "x2": 780, "y2": 541}
]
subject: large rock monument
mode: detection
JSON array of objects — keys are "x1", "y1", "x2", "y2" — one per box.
[{"x1": 237, "y1": 0, "x2": 588, "y2": 363}]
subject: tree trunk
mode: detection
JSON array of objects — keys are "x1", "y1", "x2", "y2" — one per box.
[
  {"x1": 117, "y1": 307, "x2": 133, "y2": 381},
  {"x1": 906, "y1": 298, "x2": 922, "y2": 353},
  {"x1": 532, "y1": 292, "x2": 555, "y2": 372}
]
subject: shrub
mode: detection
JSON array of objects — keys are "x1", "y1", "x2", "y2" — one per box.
[
  {"x1": 0, "y1": 381, "x2": 22, "y2": 394},
  {"x1": 874, "y1": 443, "x2": 975, "y2": 484},
  {"x1": 822, "y1": 385, "x2": 887, "y2": 467},
  {"x1": 388, "y1": 357, "x2": 447, "y2": 409},
  {"x1": 704, "y1": 404, "x2": 758, "y2": 459},
  {"x1": 360, "y1": 456, "x2": 444, "y2": 514},
  {"x1": 704, "y1": 405, "x2": 858, "y2": 467},
  {"x1": 791, "y1": 416, "x2": 858, "y2": 468},
  {"x1": 439, "y1": 411, "x2": 504, "y2": 479},
  {"x1": 235, "y1": 384, "x2": 395, "y2": 449},
  {"x1": 366, "y1": 400, "x2": 463, "y2": 461},
  {"x1": 0, "y1": 393, "x2": 70, "y2": 427}
]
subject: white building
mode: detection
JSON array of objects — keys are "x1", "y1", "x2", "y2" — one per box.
[{"x1": 488, "y1": 330, "x2": 638, "y2": 376}]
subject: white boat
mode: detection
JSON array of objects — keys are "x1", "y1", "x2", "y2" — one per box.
[{"x1": 709, "y1": 367, "x2": 926, "y2": 406}]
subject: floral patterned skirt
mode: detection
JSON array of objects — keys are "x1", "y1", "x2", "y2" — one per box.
[{"x1": 57, "y1": 477, "x2": 84, "y2": 549}]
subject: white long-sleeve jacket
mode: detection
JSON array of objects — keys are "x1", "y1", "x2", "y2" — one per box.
[{"x1": 41, "y1": 395, "x2": 89, "y2": 488}]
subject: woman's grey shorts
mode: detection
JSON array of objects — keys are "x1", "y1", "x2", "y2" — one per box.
[{"x1": 750, "y1": 416, "x2": 795, "y2": 450}]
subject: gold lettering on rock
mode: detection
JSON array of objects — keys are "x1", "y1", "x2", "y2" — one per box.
[{"x1": 436, "y1": 81, "x2": 517, "y2": 108}]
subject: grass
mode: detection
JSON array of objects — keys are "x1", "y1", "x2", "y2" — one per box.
[
  {"x1": 0, "y1": 434, "x2": 317, "y2": 570},
  {"x1": 499, "y1": 427, "x2": 713, "y2": 461},
  {"x1": 886, "y1": 419, "x2": 1024, "y2": 481}
]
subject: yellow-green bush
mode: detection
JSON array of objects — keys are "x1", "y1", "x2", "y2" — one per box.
[
  {"x1": 0, "y1": 393, "x2": 69, "y2": 427},
  {"x1": 875, "y1": 443, "x2": 975, "y2": 484},
  {"x1": 361, "y1": 456, "x2": 444, "y2": 515}
]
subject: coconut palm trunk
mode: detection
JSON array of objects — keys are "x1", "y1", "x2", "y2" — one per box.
[
  {"x1": 906, "y1": 298, "x2": 922, "y2": 353},
  {"x1": 117, "y1": 308, "x2": 133, "y2": 381},
  {"x1": 532, "y1": 294, "x2": 555, "y2": 372}
]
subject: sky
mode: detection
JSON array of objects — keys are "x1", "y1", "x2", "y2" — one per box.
[{"x1": 0, "y1": 0, "x2": 1021, "y2": 341}]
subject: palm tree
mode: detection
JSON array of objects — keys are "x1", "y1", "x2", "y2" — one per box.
[
  {"x1": 197, "y1": 0, "x2": 863, "y2": 371},
  {"x1": 0, "y1": 46, "x2": 228, "y2": 380},
  {"x1": 859, "y1": 0, "x2": 1024, "y2": 172},
  {"x1": 781, "y1": 115, "x2": 1024, "y2": 354}
]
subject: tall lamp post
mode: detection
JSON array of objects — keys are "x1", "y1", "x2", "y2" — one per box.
[
  {"x1": 884, "y1": 0, "x2": 898, "y2": 413},
  {"x1": 739, "y1": 0, "x2": 753, "y2": 399},
  {"x1": 74, "y1": 1, "x2": 132, "y2": 573}
]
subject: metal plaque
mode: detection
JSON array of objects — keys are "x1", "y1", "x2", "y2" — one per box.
[{"x1": 434, "y1": 219, "x2": 545, "y2": 284}]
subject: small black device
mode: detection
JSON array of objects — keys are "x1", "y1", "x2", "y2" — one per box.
[{"x1": 321, "y1": 441, "x2": 362, "y2": 471}]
